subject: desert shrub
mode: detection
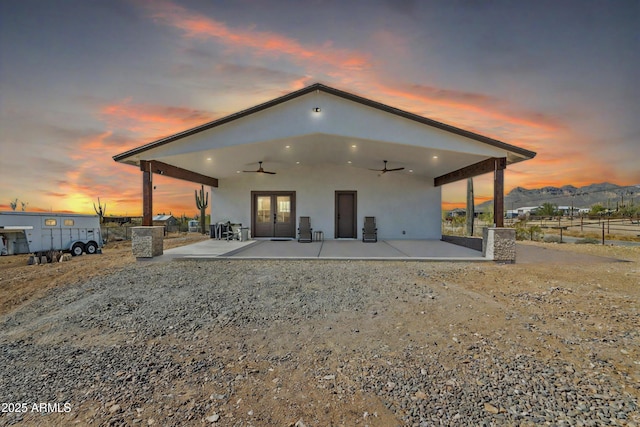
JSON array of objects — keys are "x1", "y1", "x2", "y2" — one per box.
[
  {"x1": 575, "y1": 237, "x2": 600, "y2": 244},
  {"x1": 543, "y1": 235, "x2": 562, "y2": 243},
  {"x1": 514, "y1": 220, "x2": 544, "y2": 241}
]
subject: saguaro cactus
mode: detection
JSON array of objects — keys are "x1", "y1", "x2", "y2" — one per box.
[
  {"x1": 93, "y1": 197, "x2": 107, "y2": 223},
  {"x1": 195, "y1": 185, "x2": 208, "y2": 234}
]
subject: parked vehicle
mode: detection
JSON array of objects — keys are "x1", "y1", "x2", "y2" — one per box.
[{"x1": 0, "y1": 211, "x2": 103, "y2": 256}]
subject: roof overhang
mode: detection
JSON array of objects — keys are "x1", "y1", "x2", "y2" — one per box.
[{"x1": 113, "y1": 83, "x2": 536, "y2": 185}]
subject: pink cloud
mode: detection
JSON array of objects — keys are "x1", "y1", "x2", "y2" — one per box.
[{"x1": 143, "y1": 0, "x2": 371, "y2": 72}]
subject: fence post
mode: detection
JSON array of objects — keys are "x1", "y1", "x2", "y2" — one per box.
[
  {"x1": 560, "y1": 227, "x2": 563, "y2": 243},
  {"x1": 580, "y1": 216, "x2": 583, "y2": 232},
  {"x1": 602, "y1": 222, "x2": 605, "y2": 245}
]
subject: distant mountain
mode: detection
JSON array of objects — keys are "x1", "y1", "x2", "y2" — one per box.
[{"x1": 477, "y1": 183, "x2": 640, "y2": 211}]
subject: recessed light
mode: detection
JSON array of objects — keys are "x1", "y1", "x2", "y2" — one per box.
[
  {"x1": 285, "y1": 145, "x2": 291, "y2": 149},
  {"x1": 206, "y1": 157, "x2": 212, "y2": 161},
  {"x1": 296, "y1": 161, "x2": 300, "y2": 164},
  {"x1": 351, "y1": 144, "x2": 357, "y2": 148},
  {"x1": 409, "y1": 169, "x2": 414, "y2": 173},
  {"x1": 433, "y1": 155, "x2": 438, "y2": 159},
  {"x1": 236, "y1": 170, "x2": 240, "y2": 173},
  {"x1": 347, "y1": 161, "x2": 352, "y2": 164},
  {"x1": 313, "y1": 107, "x2": 321, "y2": 113}
]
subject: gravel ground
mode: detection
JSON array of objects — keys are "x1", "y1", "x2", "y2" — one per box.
[{"x1": 0, "y1": 250, "x2": 639, "y2": 426}]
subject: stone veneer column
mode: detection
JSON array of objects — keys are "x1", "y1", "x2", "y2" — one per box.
[
  {"x1": 131, "y1": 226, "x2": 164, "y2": 258},
  {"x1": 482, "y1": 227, "x2": 516, "y2": 263}
]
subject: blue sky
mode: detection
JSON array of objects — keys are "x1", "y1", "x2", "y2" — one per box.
[{"x1": 1, "y1": 0, "x2": 638, "y2": 214}]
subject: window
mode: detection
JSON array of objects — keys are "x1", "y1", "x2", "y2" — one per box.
[
  {"x1": 44, "y1": 219, "x2": 57, "y2": 226},
  {"x1": 64, "y1": 219, "x2": 74, "y2": 226},
  {"x1": 277, "y1": 196, "x2": 290, "y2": 223}
]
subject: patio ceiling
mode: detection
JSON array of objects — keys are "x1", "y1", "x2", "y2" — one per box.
[{"x1": 142, "y1": 133, "x2": 494, "y2": 180}]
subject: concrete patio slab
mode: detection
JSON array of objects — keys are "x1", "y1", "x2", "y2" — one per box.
[
  {"x1": 229, "y1": 240, "x2": 323, "y2": 258},
  {"x1": 385, "y1": 239, "x2": 484, "y2": 258},
  {"x1": 317, "y1": 240, "x2": 406, "y2": 258},
  {"x1": 225, "y1": 239, "x2": 487, "y2": 260},
  {"x1": 149, "y1": 239, "x2": 256, "y2": 262}
]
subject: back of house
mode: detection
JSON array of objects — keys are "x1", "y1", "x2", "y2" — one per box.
[{"x1": 0, "y1": 211, "x2": 103, "y2": 256}]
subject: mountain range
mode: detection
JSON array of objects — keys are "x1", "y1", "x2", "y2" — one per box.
[{"x1": 477, "y1": 183, "x2": 640, "y2": 211}]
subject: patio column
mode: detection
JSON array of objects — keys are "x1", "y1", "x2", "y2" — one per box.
[
  {"x1": 141, "y1": 160, "x2": 153, "y2": 226},
  {"x1": 493, "y1": 158, "x2": 506, "y2": 227}
]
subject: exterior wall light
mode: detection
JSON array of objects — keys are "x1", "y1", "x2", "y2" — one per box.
[{"x1": 313, "y1": 107, "x2": 321, "y2": 112}]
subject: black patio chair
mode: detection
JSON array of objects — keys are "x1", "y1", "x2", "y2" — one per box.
[{"x1": 362, "y1": 216, "x2": 377, "y2": 242}]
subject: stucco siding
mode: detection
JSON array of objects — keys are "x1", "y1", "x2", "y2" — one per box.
[{"x1": 210, "y1": 164, "x2": 441, "y2": 240}]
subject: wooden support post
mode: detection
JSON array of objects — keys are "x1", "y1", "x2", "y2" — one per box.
[
  {"x1": 141, "y1": 160, "x2": 153, "y2": 226},
  {"x1": 493, "y1": 158, "x2": 505, "y2": 227}
]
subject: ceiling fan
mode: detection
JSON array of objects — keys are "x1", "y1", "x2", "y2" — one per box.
[
  {"x1": 369, "y1": 160, "x2": 405, "y2": 174},
  {"x1": 243, "y1": 161, "x2": 276, "y2": 175}
]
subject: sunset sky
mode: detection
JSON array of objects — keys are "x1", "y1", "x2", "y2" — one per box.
[{"x1": 1, "y1": 0, "x2": 638, "y2": 216}]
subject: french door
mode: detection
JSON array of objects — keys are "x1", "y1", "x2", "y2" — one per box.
[{"x1": 251, "y1": 191, "x2": 296, "y2": 238}]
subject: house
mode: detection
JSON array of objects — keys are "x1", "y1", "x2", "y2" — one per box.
[
  {"x1": 152, "y1": 214, "x2": 178, "y2": 227},
  {"x1": 113, "y1": 83, "x2": 535, "y2": 241},
  {"x1": 447, "y1": 208, "x2": 467, "y2": 219},
  {"x1": 516, "y1": 206, "x2": 541, "y2": 217}
]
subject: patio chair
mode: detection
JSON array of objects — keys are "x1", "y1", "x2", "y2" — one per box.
[
  {"x1": 298, "y1": 216, "x2": 313, "y2": 243},
  {"x1": 220, "y1": 221, "x2": 235, "y2": 241},
  {"x1": 362, "y1": 216, "x2": 377, "y2": 242}
]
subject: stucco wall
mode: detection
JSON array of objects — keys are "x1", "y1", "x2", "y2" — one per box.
[{"x1": 210, "y1": 164, "x2": 441, "y2": 240}]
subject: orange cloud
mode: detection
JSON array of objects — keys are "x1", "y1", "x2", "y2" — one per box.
[
  {"x1": 100, "y1": 98, "x2": 213, "y2": 137},
  {"x1": 143, "y1": 0, "x2": 371, "y2": 72},
  {"x1": 373, "y1": 83, "x2": 564, "y2": 134}
]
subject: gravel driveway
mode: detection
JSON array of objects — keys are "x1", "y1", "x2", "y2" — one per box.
[{"x1": 1, "y1": 257, "x2": 638, "y2": 426}]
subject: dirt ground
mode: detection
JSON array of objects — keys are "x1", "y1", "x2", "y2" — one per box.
[
  {"x1": 0, "y1": 233, "x2": 210, "y2": 318},
  {"x1": 0, "y1": 236, "x2": 638, "y2": 426}
]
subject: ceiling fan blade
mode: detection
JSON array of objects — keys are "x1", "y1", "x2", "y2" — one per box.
[
  {"x1": 387, "y1": 167, "x2": 405, "y2": 172},
  {"x1": 262, "y1": 171, "x2": 276, "y2": 175},
  {"x1": 242, "y1": 170, "x2": 256, "y2": 173}
]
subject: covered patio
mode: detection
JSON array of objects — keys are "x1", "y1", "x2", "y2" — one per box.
[{"x1": 114, "y1": 83, "x2": 536, "y2": 260}]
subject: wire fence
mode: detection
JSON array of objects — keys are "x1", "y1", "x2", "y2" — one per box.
[
  {"x1": 101, "y1": 225, "x2": 188, "y2": 242},
  {"x1": 505, "y1": 215, "x2": 640, "y2": 234},
  {"x1": 443, "y1": 214, "x2": 640, "y2": 242}
]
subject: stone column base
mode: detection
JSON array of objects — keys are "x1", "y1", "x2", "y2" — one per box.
[
  {"x1": 483, "y1": 227, "x2": 516, "y2": 263},
  {"x1": 132, "y1": 226, "x2": 164, "y2": 258}
]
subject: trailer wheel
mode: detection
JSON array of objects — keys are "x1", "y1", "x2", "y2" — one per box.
[
  {"x1": 71, "y1": 242, "x2": 84, "y2": 256},
  {"x1": 85, "y1": 241, "x2": 98, "y2": 255}
]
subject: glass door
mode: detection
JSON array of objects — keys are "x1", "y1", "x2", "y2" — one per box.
[
  {"x1": 274, "y1": 195, "x2": 291, "y2": 237},
  {"x1": 254, "y1": 195, "x2": 273, "y2": 237},
  {"x1": 251, "y1": 192, "x2": 296, "y2": 238}
]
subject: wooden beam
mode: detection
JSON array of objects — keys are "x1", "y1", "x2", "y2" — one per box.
[
  {"x1": 494, "y1": 166, "x2": 505, "y2": 227},
  {"x1": 434, "y1": 157, "x2": 506, "y2": 187},
  {"x1": 148, "y1": 160, "x2": 218, "y2": 187},
  {"x1": 140, "y1": 160, "x2": 153, "y2": 226}
]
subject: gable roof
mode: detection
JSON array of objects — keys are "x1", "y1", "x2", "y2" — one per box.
[{"x1": 113, "y1": 83, "x2": 536, "y2": 163}]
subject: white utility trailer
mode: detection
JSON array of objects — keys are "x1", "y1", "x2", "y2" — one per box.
[{"x1": 0, "y1": 211, "x2": 103, "y2": 256}]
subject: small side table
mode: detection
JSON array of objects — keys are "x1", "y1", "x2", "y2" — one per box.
[{"x1": 313, "y1": 231, "x2": 324, "y2": 242}]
